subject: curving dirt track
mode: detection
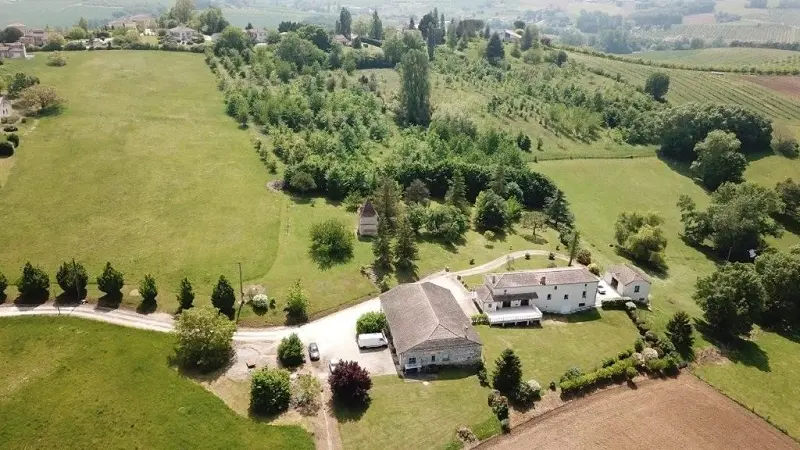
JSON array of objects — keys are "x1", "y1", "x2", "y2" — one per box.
[{"x1": 479, "y1": 376, "x2": 798, "y2": 450}]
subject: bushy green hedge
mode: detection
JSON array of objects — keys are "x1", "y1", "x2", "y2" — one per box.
[
  {"x1": 471, "y1": 313, "x2": 489, "y2": 325},
  {"x1": 356, "y1": 311, "x2": 387, "y2": 334},
  {"x1": 559, "y1": 358, "x2": 633, "y2": 396}
]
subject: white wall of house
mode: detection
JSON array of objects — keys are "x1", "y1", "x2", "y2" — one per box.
[
  {"x1": 485, "y1": 281, "x2": 598, "y2": 314},
  {"x1": 402, "y1": 344, "x2": 481, "y2": 369},
  {"x1": 0, "y1": 100, "x2": 11, "y2": 118},
  {"x1": 621, "y1": 281, "x2": 649, "y2": 303}
]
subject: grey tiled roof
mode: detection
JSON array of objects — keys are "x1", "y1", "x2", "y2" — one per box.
[
  {"x1": 484, "y1": 267, "x2": 597, "y2": 289},
  {"x1": 381, "y1": 282, "x2": 481, "y2": 354},
  {"x1": 359, "y1": 200, "x2": 377, "y2": 218},
  {"x1": 608, "y1": 264, "x2": 651, "y2": 285}
]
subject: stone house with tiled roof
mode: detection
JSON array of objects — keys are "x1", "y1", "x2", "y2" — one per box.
[
  {"x1": 474, "y1": 267, "x2": 600, "y2": 325},
  {"x1": 381, "y1": 282, "x2": 482, "y2": 372},
  {"x1": 605, "y1": 264, "x2": 651, "y2": 303},
  {"x1": 356, "y1": 200, "x2": 378, "y2": 236},
  {"x1": 0, "y1": 42, "x2": 26, "y2": 59}
]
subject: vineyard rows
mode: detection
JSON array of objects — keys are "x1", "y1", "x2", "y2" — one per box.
[
  {"x1": 569, "y1": 52, "x2": 800, "y2": 125},
  {"x1": 632, "y1": 23, "x2": 800, "y2": 43},
  {"x1": 633, "y1": 48, "x2": 800, "y2": 70}
]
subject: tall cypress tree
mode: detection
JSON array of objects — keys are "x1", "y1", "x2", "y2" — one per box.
[
  {"x1": 545, "y1": 190, "x2": 573, "y2": 228},
  {"x1": 370, "y1": 10, "x2": 383, "y2": 40},
  {"x1": 445, "y1": 168, "x2": 469, "y2": 213},
  {"x1": 394, "y1": 212, "x2": 418, "y2": 270},
  {"x1": 399, "y1": 49, "x2": 431, "y2": 126},
  {"x1": 373, "y1": 176, "x2": 401, "y2": 232},
  {"x1": 372, "y1": 219, "x2": 393, "y2": 270}
]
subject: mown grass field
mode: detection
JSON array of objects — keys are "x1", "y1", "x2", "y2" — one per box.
[
  {"x1": 0, "y1": 316, "x2": 313, "y2": 449},
  {"x1": 478, "y1": 310, "x2": 641, "y2": 385},
  {"x1": 631, "y1": 23, "x2": 800, "y2": 44},
  {"x1": 336, "y1": 372, "x2": 500, "y2": 450},
  {"x1": 568, "y1": 51, "x2": 800, "y2": 136}
]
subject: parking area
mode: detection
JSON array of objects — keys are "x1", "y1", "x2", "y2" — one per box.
[{"x1": 596, "y1": 279, "x2": 623, "y2": 304}]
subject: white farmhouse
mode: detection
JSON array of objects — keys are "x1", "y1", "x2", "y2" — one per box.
[
  {"x1": 0, "y1": 97, "x2": 12, "y2": 118},
  {"x1": 474, "y1": 267, "x2": 600, "y2": 326},
  {"x1": 356, "y1": 200, "x2": 378, "y2": 236},
  {"x1": 501, "y1": 29, "x2": 521, "y2": 43},
  {"x1": 168, "y1": 26, "x2": 197, "y2": 43},
  {"x1": 605, "y1": 264, "x2": 651, "y2": 303}
]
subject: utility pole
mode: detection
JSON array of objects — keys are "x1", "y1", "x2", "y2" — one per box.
[{"x1": 235, "y1": 262, "x2": 245, "y2": 324}]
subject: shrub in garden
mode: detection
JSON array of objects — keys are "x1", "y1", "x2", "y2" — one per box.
[
  {"x1": 251, "y1": 293, "x2": 269, "y2": 310},
  {"x1": 488, "y1": 391, "x2": 509, "y2": 420},
  {"x1": 211, "y1": 275, "x2": 236, "y2": 320},
  {"x1": 634, "y1": 337, "x2": 644, "y2": 352},
  {"x1": 175, "y1": 306, "x2": 235, "y2": 372},
  {"x1": 626, "y1": 366, "x2": 639, "y2": 380},
  {"x1": 666, "y1": 311, "x2": 694, "y2": 352},
  {"x1": 16, "y1": 262, "x2": 50, "y2": 298},
  {"x1": 6, "y1": 133, "x2": 19, "y2": 148},
  {"x1": 177, "y1": 277, "x2": 194, "y2": 310},
  {"x1": 139, "y1": 274, "x2": 157, "y2": 306},
  {"x1": 97, "y1": 262, "x2": 124, "y2": 295},
  {"x1": 560, "y1": 367, "x2": 583, "y2": 383},
  {"x1": 645, "y1": 357, "x2": 667, "y2": 374},
  {"x1": 632, "y1": 352, "x2": 645, "y2": 368},
  {"x1": 527, "y1": 380, "x2": 542, "y2": 399},
  {"x1": 662, "y1": 355, "x2": 680, "y2": 376},
  {"x1": 55, "y1": 260, "x2": 88, "y2": 296},
  {"x1": 587, "y1": 263, "x2": 601, "y2": 275},
  {"x1": 329, "y1": 360, "x2": 372, "y2": 407},
  {"x1": 0, "y1": 271, "x2": 7, "y2": 298},
  {"x1": 644, "y1": 330, "x2": 658, "y2": 343},
  {"x1": 356, "y1": 311, "x2": 387, "y2": 334},
  {"x1": 642, "y1": 348, "x2": 659, "y2": 361},
  {"x1": 292, "y1": 374, "x2": 322, "y2": 414},
  {"x1": 500, "y1": 418, "x2": 511, "y2": 433},
  {"x1": 277, "y1": 333, "x2": 305, "y2": 367},
  {"x1": 576, "y1": 248, "x2": 592, "y2": 265},
  {"x1": 471, "y1": 313, "x2": 489, "y2": 325},
  {"x1": 513, "y1": 381, "x2": 537, "y2": 406},
  {"x1": 618, "y1": 349, "x2": 633, "y2": 360},
  {"x1": 250, "y1": 367, "x2": 292, "y2": 415},
  {"x1": 476, "y1": 359, "x2": 488, "y2": 386},
  {"x1": 0, "y1": 141, "x2": 15, "y2": 156},
  {"x1": 284, "y1": 279, "x2": 309, "y2": 323},
  {"x1": 492, "y1": 348, "x2": 523, "y2": 395},
  {"x1": 656, "y1": 335, "x2": 677, "y2": 357}
]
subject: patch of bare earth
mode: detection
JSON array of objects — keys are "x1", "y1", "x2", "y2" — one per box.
[
  {"x1": 694, "y1": 346, "x2": 730, "y2": 366},
  {"x1": 683, "y1": 13, "x2": 716, "y2": 24},
  {"x1": 744, "y1": 76, "x2": 800, "y2": 99},
  {"x1": 479, "y1": 376, "x2": 797, "y2": 450}
]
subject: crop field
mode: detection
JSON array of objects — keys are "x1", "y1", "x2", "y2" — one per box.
[
  {"x1": 631, "y1": 23, "x2": 800, "y2": 43},
  {"x1": 631, "y1": 47, "x2": 800, "y2": 71},
  {"x1": 480, "y1": 376, "x2": 799, "y2": 450},
  {"x1": 569, "y1": 52, "x2": 800, "y2": 135},
  {"x1": 0, "y1": 316, "x2": 313, "y2": 449}
]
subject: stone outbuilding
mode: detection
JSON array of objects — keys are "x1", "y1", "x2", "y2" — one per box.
[
  {"x1": 605, "y1": 264, "x2": 651, "y2": 303},
  {"x1": 381, "y1": 282, "x2": 482, "y2": 372},
  {"x1": 357, "y1": 200, "x2": 378, "y2": 236},
  {"x1": 0, "y1": 97, "x2": 12, "y2": 118}
]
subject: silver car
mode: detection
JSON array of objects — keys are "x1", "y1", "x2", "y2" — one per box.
[
  {"x1": 329, "y1": 358, "x2": 341, "y2": 373},
  {"x1": 308, "y1": 342, "x2": 320, "y2": 361}
]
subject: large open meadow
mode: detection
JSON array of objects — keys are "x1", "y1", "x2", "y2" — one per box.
[{"x1": 0, "y1": 316, "x2": 313, "y2": 449}]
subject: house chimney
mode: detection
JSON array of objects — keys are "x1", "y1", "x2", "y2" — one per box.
[
  {"x1": 464, "y1": 325, "x2": 468, "y2": 337},
  {"x1": 491, "y1": 275, "x2": 496, "y2": 284},
  {"x1": 540, "y1": 276, "x2": 546, "y2": 285}
]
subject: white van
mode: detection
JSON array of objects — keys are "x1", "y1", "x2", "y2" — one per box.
[{"x1": 357, "y1": 332, "x2": 388, "y2": 349}]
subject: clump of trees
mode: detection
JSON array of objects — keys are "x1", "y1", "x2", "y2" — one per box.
[
  {"x1": 694, "y1": 263, "x2": 765, "y2": 339},
  {"x1": 690, "y1": 130, "x2": 747, "y2": 190},
  {"x1": 174, "y1": 305, "x2": 236, "y2": 372},
  {"x1": 309, "y1": 219, "x2": 354, "y2": 267},
  {"x1": 614, "y1": 211, "x2": 668, "y2": 269},
  {"x1": 678, "y1": 183, "x2": 783, "y2": 259}
]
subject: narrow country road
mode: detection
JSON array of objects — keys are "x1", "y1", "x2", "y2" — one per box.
[{"x1": 0, "y1": 250, "x2": 571, "y2": 339}]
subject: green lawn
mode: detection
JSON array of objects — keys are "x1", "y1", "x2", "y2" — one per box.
[
  {"x1": 337, "y1": 372, "x2": 499, "y2": 450},
  {"x1": 477, "y1": 310, "x2": 640, "y2": 385},
  {"x1": 460, "y1": 254, "x2": 565, "y2": 288},
  {"x1": 694, "y1": 329, "x2": 800, "y2": 439},
  {"x1": 0, "y1": 316, "x2": 312, "y2": 449}
]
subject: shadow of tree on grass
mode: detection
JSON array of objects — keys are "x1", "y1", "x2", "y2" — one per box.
[{"x1": 695, "y1": 319, "x2": 771, "y2": 372}]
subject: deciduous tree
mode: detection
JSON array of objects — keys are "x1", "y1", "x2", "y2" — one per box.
[
  {"x1": 473, "y1": 190, "x2": 508, "y2": 232},
  {"x1": 175, "y1": 305, "x2": 235, "y2": 372},
  {"x1": 309, "y1": 219, "x2": 354, "y2": 267},
  {"x1": 755, "y1": 251, "x2": 800, "y2": 330},
  {"x1": 690, "y1": 130, "x2": 747, "y2": 190},
  {"x1": 284, "y1": 279, "x2": 309, "y2": 323},
  {"x1": 404, "y1": 179, "x2": 430, "y2": 205},
  {"x1": 250, "y1": 367, "x2": 291, "y2": 415},
  {"x1": 277, "y1": 333, "x2": 305, "y2": 367},
  {"x1": 521, "y1": 211, "x2": 547, "y2": 240},
  {"x1": 615, "y1": 211, "x2": 668, "y2": 269},
  {"x1": 644, "y1": 72, "x2": 670, "y2": 101},
  {"x1": 329, "y1": 360, "x2": 372, "y2": 406},
  {"x1": 694, "y1": 263, "x2": 764, "y2": 339}
]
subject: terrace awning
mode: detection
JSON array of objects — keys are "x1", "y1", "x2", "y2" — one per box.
[{"x1": 486, "y1": 306, "x2": 543, "y2": 324}]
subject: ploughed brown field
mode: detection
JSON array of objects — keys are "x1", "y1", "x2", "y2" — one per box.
[
  {"x1": 480, "y1": 376, "x2": 798, "y2": 450},
  {"x1": 744, "y1": 75, "x2": 800, "y2": 99}
]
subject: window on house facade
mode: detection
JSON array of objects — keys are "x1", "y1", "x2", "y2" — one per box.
[
  {"x1": 408, "y1": 357, "x2": 416, "y2": 364},
  {"x1": 564, "y1": 294, "x2": 569, "y2": 300},
  {"x1": 582, "y1": 291, "x2": 586, "y2": 298},
  {"x1": 547, "y1": 294, "x2": 551, "y2": 300},
  {"x1": 579, "y1": 302, "x2": 586, "y2": 307},
  {"x1": 554, "y1": 286, "x2": 558, "y2": 290},
  {"x1": 431, "y1": 355, "x2": 436, "y2": 362},
  {"x1": 521, "y1": 299, "x2": 529, "y2": 306},
  {"x1": 634, "y1": 285, "x2": 640, "y2": 293},
  {"x1": 502, "y1": 301, "x2": 511, "y2": 308}
]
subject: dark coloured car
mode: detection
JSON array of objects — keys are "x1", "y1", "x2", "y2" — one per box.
[{"x1": 308, "y1": 342, "x2": 320, "y2": 361}]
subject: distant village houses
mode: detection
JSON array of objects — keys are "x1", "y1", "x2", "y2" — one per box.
[
  {"x1": 168, "y1": 26, "x2": 198, "y2": 43},
  {"x1": 0, "y1": 42, "x2": 27, "y2": 59}
]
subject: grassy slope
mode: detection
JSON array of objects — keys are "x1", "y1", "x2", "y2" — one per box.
[
  {"x1": 478, "y1": 310, "x2": 641, "y2": 385},
  {"x1": 0, "y1": 316, "x2": 313, "y2": 449},
  {"x1": 337, "y1": 372, "x2": 499, "y2": 450},
  {"x1": 0, "y1": 52, "x2": 282, "y2": 291}
]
